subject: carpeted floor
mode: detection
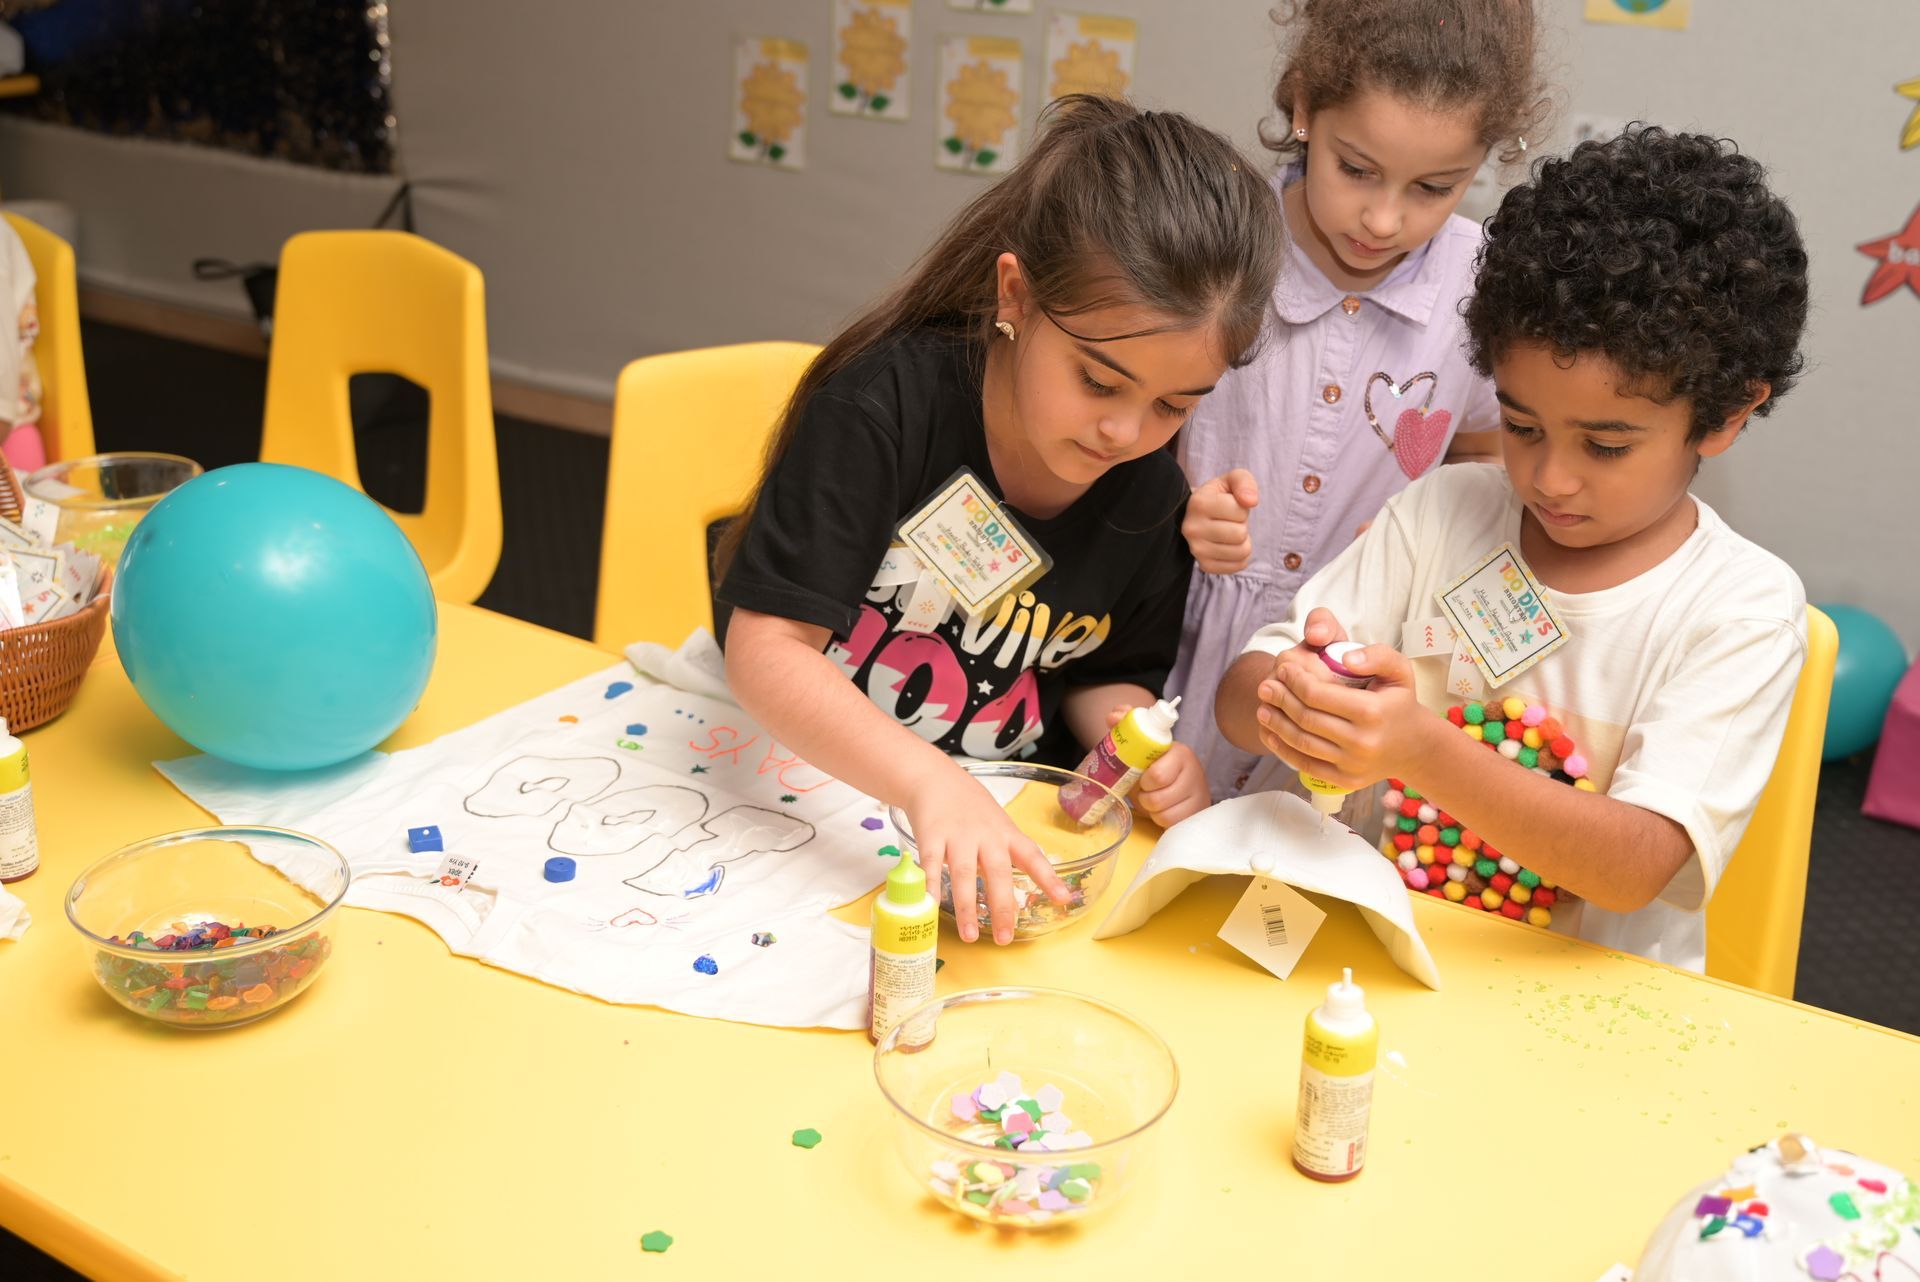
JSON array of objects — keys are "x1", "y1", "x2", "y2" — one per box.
[{"x1": 3, "y1": 320, "x2": 1914, "y2": 1280}]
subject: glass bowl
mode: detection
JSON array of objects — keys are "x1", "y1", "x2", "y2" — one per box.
[
  {"x1": 887, "y1": 762, "x2": 1131, "y2": 941},
  {"x1": 25, "y1": 451, "x2": 203, "y2": 566},
  {"x1": 873, "y1": 987, "x2": 1179, "y2": 1229},
  {"x1": 66, "y1": 826, "x2": 350, "y2": 1029}
]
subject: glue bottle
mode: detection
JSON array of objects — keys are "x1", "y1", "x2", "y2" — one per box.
[
  {"x1": 0, "y1": 717, "x2": 38, "y2": 883},
  {"x1": 1059, "y1": 697, "x2": 1180, "y2": 825},
  {"x1": 1297, "y1": 642, "x2": 1373, "y2": 826},
  {"x1": 1293, "y1": 967, "x2": 1377, "y2": 1182},
  {"x1": 869, "y1": 854, "x2": 938, "y2": 1050}
]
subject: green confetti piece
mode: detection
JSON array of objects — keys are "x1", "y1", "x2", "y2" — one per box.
[
  {"x1": 791, "y1": 1128, "x2": 823, "y2": 1149},
  {"x1": 1699, "y1": 1215, "x2": 1727, "y2": 1239},
  {"x1": 1061, "y1": 1177, "x2": 1093, "y2": 1202},
  {"x1": 943, "y1": 136, "x2": 965, "y2": 154},
  {"x1": 767, "y1": 144, "x2": 787, "y2": 162},
  {"x1": 1066, "y1": 1162, "x2": 1102, "y2": 1181},
  {"x1": 974, "y1": 149, "x2": 998, "y2": 167},
  {"x1": 965, "y1": 1189, "x2": 992, "y2": 1205},
  {"x1": 877, "y1": 844, "x2": 901, "y2": 858},
  {"x1": 994, "y1": 1135, "x2": 1017, "y2": 1150},
  {"x1": 182, "y1": 993, "x2": 209, "y2": 1011},
  {"x1": 146, "y1": 990, "x2": 174, "y2": 1012},
  {"x1": 934, "y1": 958, "x2": 946, "y2": 972},
  {"x1": 1830, "y1": 1192, "x2": 1861, "y2": 1220},
  {"x1": 868, "y1": 94, "x2": 890, "y2": 112},
  {"x1": 640, "y1": 1230, "x2": 673, "y2": 1253}
]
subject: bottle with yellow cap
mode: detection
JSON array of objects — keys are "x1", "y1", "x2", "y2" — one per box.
[
  {"x1": 869, "y1": 854, "x2": 938, "y2": 1049},
  {"x1": 1292, "y1": 966, "x2": 1377, "y2": 1182},
  {"x1": 0, "y1": 717, "x2": 38, "y2": 884}
]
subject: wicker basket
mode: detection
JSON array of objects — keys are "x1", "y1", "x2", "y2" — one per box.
[{"x1": 0, "y1": 464, "x2": 114, "y2": 732}]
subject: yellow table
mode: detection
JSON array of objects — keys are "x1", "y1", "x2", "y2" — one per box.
[{"x1": 3, "y1": 603, "x2": 1916, "y2": 1280}]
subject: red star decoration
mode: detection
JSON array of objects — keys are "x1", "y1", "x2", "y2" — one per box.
[{"x1": 1856, "y1": 203, "x2": 1920, "y2": 305}]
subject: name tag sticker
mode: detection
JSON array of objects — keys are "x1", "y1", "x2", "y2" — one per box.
[
  {"x1": 895, "y1": 468, "x2": 1050, "y2": 621},
  {"x1": 1434, "y1": 543, "x2": 1570, "y2": 689}
]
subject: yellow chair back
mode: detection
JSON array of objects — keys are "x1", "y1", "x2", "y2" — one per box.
[
  {"x1": 1705, "y1": 605, "x2": 1839, "y2": 997},
  {"x1": 594, "y1": 342, "x2": 821, "y2": 651},
  {"x1": 260, "y1": 230, "x2": 500, "y2": 604},
  {"x1": 3, "y1": 211, "x2": 95, "y2": 462}
]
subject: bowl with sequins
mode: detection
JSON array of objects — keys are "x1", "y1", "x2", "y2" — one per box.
[{"x1": 66, "y1": 826, "x2": 350, "y2": 1029}]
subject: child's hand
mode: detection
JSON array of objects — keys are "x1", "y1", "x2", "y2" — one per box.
[
  {"x1": 904, "y1": 766, "x2": 1070, "y2": 946},
  {"x1": 1102, "y1": 703, "x2": 1210, "y2": 827},
  {"x1": 1257, "y1": 643, "x2": 1442, "y2": 790},
  {"x1": 1136, "y1": 742, "x2": 1209, "y2": 827},
  {"x1": 1183, "y1": 469, "x2": 1259, "y2": 575}
]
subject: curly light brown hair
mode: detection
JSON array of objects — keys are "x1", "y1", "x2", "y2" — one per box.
[{"x1": 1264, "y1": 0, "x2": 1550, "y2": 165}]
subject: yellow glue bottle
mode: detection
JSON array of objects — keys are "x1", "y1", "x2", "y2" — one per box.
[
  {"x1": 0, "y1": 717, "x2": 39, "y2": 884},
  {"x1": 1297, "y1": 642, "x2": 1372, "y2": 826},
  {"x1": 1292, "y1": 967, "x2": 1377, "y2": 1182},
  {"x1": 869, "y1": 854, "x2": 938, "y2": 1050},
  {"x1": 1059, "y1": 696, "x2": 1180, "y2": 825}
]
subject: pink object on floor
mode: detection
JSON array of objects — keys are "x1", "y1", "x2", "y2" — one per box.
[
  {"x1": 1863, "y1": 656, "x2": 1920, "y2": 831},
  {"x1": 1, "y1": 423, "x2": 45, "y2": 472}
]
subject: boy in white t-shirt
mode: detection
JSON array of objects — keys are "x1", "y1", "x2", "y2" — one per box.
[{"x1": 1213, "y1": 126, "x2": 1812, "y2": 971}]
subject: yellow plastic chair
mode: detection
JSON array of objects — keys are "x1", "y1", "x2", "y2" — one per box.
[
  {"x1": 260, "y1": 230, "x2": 500, "y2": 604},
  {"x1": 3, "y1": 211, "x2": 96, "y2": 462},
  {"x1": 1704, "y1": 605, "x2": 1839, "y2": 998},
  {"x1": 594, "y1": 341, "x2": 821, "y2": 651}
]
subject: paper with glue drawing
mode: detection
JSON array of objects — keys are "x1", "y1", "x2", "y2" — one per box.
[
  {"x1": 157, "y1": 632, "x2": 898, "y2": 1029},
  {"x1": 1093, "y1": 790, "x2": 1442, "y2": 990}
]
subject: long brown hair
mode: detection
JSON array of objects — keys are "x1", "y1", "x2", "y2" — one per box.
[
  {"x1": 1264, "y1": 0, "x2": 1549, "y2": 164},
  {"x1": 715, "y1": 94, "x2": 1283, "y2": 579}
]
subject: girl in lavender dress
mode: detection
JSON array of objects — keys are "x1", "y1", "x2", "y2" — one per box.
[{"x1": 1174, "y1": 0, "x2": 1549, "y2": 800}]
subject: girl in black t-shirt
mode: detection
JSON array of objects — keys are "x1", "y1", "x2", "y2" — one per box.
[{"x1": 715, "y1": 96, "x2": 1283, "y2": 945}]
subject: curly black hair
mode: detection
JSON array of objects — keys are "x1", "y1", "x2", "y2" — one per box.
[{"x1": 1464, "y1": 125, "x2": 1809, "y2": 441}]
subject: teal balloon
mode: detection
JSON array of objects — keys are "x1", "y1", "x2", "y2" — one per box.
[
  {"x1": 112, "y1": 463, "x2": 437, "y2": 770},
  {"x1": 1818, "y1": 604, "x2": 1909, "y2": 761}
]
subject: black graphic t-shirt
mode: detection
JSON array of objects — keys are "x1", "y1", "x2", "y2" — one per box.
[{"x1": 717, "y1": 328, "x2": 1192, "y2": 763}]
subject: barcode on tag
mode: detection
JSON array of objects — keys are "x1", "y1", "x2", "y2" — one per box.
[{"x1": 1262, "y1": 903, "x2": 1289, "y2": 947}]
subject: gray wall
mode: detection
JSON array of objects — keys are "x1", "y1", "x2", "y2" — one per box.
[{"x1": 1, "y1": 0, "x2": 1914, "y2": 641}]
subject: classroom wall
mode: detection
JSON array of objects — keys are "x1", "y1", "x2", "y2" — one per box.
[{"x1": 0, "y1": 0, "x2": 1914, "y2": 643}]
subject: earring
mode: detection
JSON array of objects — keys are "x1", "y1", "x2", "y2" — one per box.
[
  {"x1": 995, "y1": 320, "x2": 1017, "y2": 341},
  {"x1": 1294, "y1": 127, "x2": 1307, "y2": 141}
]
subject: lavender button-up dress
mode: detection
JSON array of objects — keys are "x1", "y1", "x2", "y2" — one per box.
[{"x1": 1171, "y1": 186, "x2": 1499, "y2": 801}]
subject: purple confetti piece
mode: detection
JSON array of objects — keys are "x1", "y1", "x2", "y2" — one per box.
[
  {"x1": 604, "y1": 681, "x2": 634, "y2": 699},
  {"x1": 861, "y1": 817, "x2": 885, "y2": 831},
  {"x1": 950, "y1": 1092, "x2": 976, "y2": 1122},
  {"x1": 1806, "y1": 1246, "x2": 1844, "y2": 1280},
  {"x1": 1037, "y1": 1191, "x2": 1070, "y2": 1211},
  {"x1": 1695, "y1": 1195, "x2": 1732, "y2": 1218}
]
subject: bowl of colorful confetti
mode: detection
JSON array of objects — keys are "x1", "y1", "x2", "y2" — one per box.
[
  {"x1": 888, "y1": 763, "x2": 1131, "y2": 942},
  {"x1": 65, "y1": 826, "x2": 350, "y2": 1029},
  {"x1": 873, "y1": 987, "x2": 1178, "y2": 1229}
]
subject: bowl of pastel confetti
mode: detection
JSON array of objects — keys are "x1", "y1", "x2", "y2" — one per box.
[
  {"x1": 873, "y1": 987, "x2": 1178, "y2": 1229},
  {"x1": 66, "y1": 826, "x2": 349, "y2": 1029},
  {"x1": 888, "y1": 762, "x2": 1132, "y2": 942}
]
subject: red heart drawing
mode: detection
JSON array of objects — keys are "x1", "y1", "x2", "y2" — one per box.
[{"x1": 1393, "y1": 406, "x2": 1451, "y2": 479}]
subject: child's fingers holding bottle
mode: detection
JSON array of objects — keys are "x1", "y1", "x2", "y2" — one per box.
[
  {"x1": 1134, "y1": 742, "x2": 1210, "y2": 827},
  {"x1": 1183, "y1": 468, "x2": 1260, "y2": 575}
]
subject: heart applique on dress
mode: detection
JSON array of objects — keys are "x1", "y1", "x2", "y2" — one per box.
[{"x1": 1364, "y1": 371, "x2": 1453, "y2": 479}]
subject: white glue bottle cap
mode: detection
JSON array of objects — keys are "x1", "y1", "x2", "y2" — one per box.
[
  {"x1": 1318, "y1": 642, "x2": 1370, "y2": 685},
  {"x1": 1128, "y1": 696, "x2": 1181, "y2": 745},
  {"x1": 1319, "y1": 967, "x2": 1370, "y2": 1029}
]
